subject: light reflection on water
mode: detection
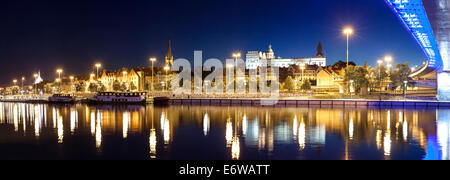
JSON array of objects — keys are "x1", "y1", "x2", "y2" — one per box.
[{"x1": 0, "y1": 102, "x2": 449, "y2": 160}]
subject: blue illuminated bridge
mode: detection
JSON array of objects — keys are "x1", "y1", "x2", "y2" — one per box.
[{"x1": 385, "y1": 0, "x2": 450, "y2": 100}]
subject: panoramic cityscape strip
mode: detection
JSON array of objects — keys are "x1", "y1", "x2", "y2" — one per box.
[{"x1": 1, "y1": 0, "x2": 450, "y2": 165}]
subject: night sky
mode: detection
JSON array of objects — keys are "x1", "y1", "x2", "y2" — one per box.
[{"x1": 0, "y1": 0, "x2": 427, "y2": 86}]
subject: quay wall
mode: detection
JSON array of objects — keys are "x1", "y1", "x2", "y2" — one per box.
[{"x1": 169, "y1": 99, "x2": 450, "y2": 108}]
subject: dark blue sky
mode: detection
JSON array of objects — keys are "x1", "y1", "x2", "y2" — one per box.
[{"x1": 0, "y1": 0, "x2": 427, "y2": 86}]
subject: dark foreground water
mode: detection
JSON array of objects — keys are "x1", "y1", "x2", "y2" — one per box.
[{"x1": 0, "y1": 102, "x2": 449, "y2": 160}]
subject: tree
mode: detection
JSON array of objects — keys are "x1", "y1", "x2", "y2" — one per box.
[
  {"x1": 283, "y1": 76, "x2": 296, "y2": 92},
  {"x1": 301, "y1": 79, "x2": 312, "y2": 92},
  {"x1": 391, "y1": 63, "x2": 412, "y2": 90},
  {"x1": 99, "y1": 83, "x2": 107, "y2": 92},
  {"x1": 120, "y1": 82, "x2": 128, "y2": 92},
  {"x1": 130, "y1": 82, "x2": 137, "y2": 91},
  {"x1": 369, "y1": 65, "x2": 389, "y2": 91},
  {"x1": 344, "y1": 66, "x2": 369, "y2": 94},
  {"x1": 75, "y1": 82, "x2": 85, "y2": 92},
  {"x1": 88, "y1": 83, "x2": 98, "y2": 93},
  {"x1": 113, "y1": 80, "x2": 121, "y2": 91},
  {"x1": 333, "y1": 60, "x2": 356, "y2": 71}
]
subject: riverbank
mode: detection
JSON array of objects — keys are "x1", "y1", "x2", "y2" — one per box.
[
  {"x1": 2, "y1": 96, "x2": 449, "y2": 108},
  {"x1": 169, "y1": 98, "x2": 450, "y2": 108}
]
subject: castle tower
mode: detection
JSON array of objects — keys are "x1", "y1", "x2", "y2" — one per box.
[
  {"x1": 267, "y1": 44, "x2": 275, "y2": 59},
  {"x1": 165, "y1": 39, "x2": 174, "y2": 67}
]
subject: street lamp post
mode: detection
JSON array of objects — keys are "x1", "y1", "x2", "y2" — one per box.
[
  {"x1": 385, "y1": 56, "x2": 393, "y2": 72},
  {"x1": 403, "y1": 81, "x2": 408, "y2": 99},
  {"x1": 56, "y1": 69, "x2": 63, "y2": 79},
  {"x1": 149, "y1": 58, "x2": 157, "y2": 93},
  {"x1": 21, "y1": 77, "x2": 25, "y2": 94},
  {"x1": 343, "y1": 27, "x2": 353, "y2": 67},
  {"x1": 300, "y1": 63, "x2": 306, "y2": 83},
  {"x1": 12, "y1": 79, "x2": 17, "y2": 95},
  {"x1": 377, "y1": 60, "x2": 383, "y2": 99},
  {"x1": 69, "y1": 76, "x2": 74, "y2": 93},
  {"x1": 34, "y1": 73, "x2": 38, "y2": 95},
  {"x1": 232, "y1": 52, "x2": 241, "y2": 93},
  {"x1": 95, "y1": 63, "x2": 102, "y2": 81},
  {"x1": 164, "y1": 65, "x2": 170, "y2": 92},
  {"x1": 350, "y1": 80, "x2": 354, "y2": 99}
]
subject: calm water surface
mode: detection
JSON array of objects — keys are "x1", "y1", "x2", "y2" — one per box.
[{"x1": 0, "y1": 102, "x2": 449, "y2": 160}]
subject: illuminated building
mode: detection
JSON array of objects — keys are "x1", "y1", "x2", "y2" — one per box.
[
  {"x1": 386, "y1": 0, "x2": 450, "y2": 100},
  {"x1": 99, "y1": 68, "x2": 145, "y2": 92},
  {"x1": 245, "y1": 42, "x2": 327, "y2": 69}
]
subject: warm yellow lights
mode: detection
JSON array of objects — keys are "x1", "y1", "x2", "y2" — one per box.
[
  {"x1": 122, "y1": 71, "x2": 128, "y2": 75},
  {"x1": 56, "y1": 69, "x2": 63, "y2": 74},
  {"x1": 377, "y1": 60, "x2": 384, "y2": 65},
  {"x1": 90, "y1": 73, "x2": 95, "y2": 78},
  {"x1": 300, "y1": 63, "x2": 306, "y2": 70},
  {"x1": 69, "y1": 76, "x2": 74, "y2": 80},
  {"x1": 149, "y1": 57, "x2": 157, "y2": 62},
  {"x1": 12, "y1": 79, "x2": 18, "y2": 84},
  {"x1": 55, "y1": 78, "x2": 61, "y2": 83},
  {"x1": 232, "y1": 52, "x2": 241, "y2": 59},
  {"x1": 34, "y1": 74, "x2": 38, "y2": 78},
  {"x1": 164, "y1": 65, "x2": 170, "y2": 71},
  {"x1": 385, "y1": 56, "x2": 393, "y2": 63},
  {"x1": 343, "y1": 27, "x2": 354, "y2": 35},
  {"x1": 95, "y1": 63, "x2": 102, "y2": 68},
  {"x1": 21, "y1": 77, "x2": 25, "y2": 81}
]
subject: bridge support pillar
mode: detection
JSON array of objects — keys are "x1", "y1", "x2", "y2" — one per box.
[{"x1": 438, "y1": 72, "x2": 450, "y2": 101}]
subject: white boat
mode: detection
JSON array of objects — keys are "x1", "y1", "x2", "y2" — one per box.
[
  {"x1": 48, "y1": 94, "x2": 75, "y2": 103},
  {"x1": 93, "y1": 92, "x2": 147, "y2": 103}
]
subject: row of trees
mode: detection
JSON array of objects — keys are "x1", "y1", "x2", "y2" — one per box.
[
  {"x1": 283, "y1": 76, "x2": 312, "y2": 92},
  {"x1": 346, "y1": 63, "x2": 412, "y2": 95}
]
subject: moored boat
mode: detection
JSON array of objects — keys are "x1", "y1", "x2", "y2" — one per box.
[
  {"x1": 92, "y1": 92, "x2": 147, "y2": 104},
  {"x1": 48, "y1": 94, "x2": 75, "y2": 103}
]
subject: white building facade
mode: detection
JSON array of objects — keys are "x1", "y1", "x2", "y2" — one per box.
[{"x1": 246, "y1": 42, "x2": 327, "y2": 69}]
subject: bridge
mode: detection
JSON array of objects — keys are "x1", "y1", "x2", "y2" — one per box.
[{"x1": 385, "y1": 0, "x2": 450, "y2": 100}]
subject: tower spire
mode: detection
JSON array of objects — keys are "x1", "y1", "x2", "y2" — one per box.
[
  {"x1": 165, "y1": 39, "x2": 173, "y2": 67},
  {"x1": 315, "y1": 40, "x2": 325, "y2": 58}
]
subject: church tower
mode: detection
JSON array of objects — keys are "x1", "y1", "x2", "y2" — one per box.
[
  {"x1": 165, "y1": 39, "x2": 174, "y2": 67},
  {"x1": 315, "y1": 41, "x2": 325, "y2": 58}
]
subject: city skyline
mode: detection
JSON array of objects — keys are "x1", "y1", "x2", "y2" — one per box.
[{"x1": 0, "y1": 0, "x2": 427, "y2": 86}]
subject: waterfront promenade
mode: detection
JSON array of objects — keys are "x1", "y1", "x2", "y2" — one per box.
[
  {"x1": 169, "y1": 98, "x2": 450, "y2": 108},
  {"x1": 2, "y1": 93, "x2": 449, "y2": 108}
]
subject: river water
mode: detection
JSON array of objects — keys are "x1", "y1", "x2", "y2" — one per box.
[{"x1": 0, "y1": 102, "x2": 449, "y2": 160}]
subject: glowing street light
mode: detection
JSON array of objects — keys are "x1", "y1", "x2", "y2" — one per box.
[
  {"x1": 95, "y1": 63, "x2": 102, "y2": 80},
  {"x1": 21, "y1": 77, "x2": 25, "y2": 90},
  {"x1": 385, "y1": 56, "x2": 393, "y2": 72},
  {"x1": 12, "y1": 79, "x2": 18, "y2": 86},
  {"x1": 149, "y1": 57, "x2": 157, "y2": 92},
  {"x1": 343, "y1": 27, "x2": 354, "y2": 66},
  {"x1": 232, "y1": 52, "x2": 241, "y2": 59},
  {"x1": 56, "y1": 69, "x2": 63, "y2": 79},
  {"x1": 300, "y1": 63, "x2": 306, "y2": 82}
]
